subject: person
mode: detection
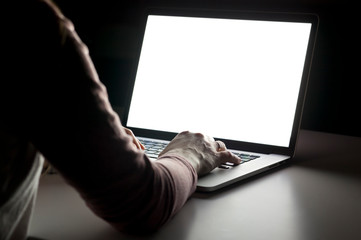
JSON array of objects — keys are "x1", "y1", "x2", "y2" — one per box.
[{"x1": 0, "y1": 0, "x2": 241, "y2": 239}]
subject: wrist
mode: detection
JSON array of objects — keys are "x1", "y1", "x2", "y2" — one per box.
[{"x1": 159, "y1": 149, "x2": 200, "y2": 173}]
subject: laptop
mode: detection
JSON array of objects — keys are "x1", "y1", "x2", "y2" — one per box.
[{"x1": 123, "y1": 8, "x2": 318, "y2": 192}]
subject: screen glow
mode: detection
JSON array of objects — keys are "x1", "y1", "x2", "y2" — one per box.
[{"x1": 127, "y1": 15, "x2": 311, "y2": 147}]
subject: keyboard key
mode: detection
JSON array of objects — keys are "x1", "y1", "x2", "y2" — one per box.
[
  {"x1": 219, "y1": 165, "x2": 232, "y2": 169},
  {"x1": 140, "y1": 139, "x2": 168, "y2": 158},
  {"x1": 218, "y1": 152, "x2": 260, "y2": 169}
]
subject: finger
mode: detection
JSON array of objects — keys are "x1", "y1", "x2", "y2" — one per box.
[
  {"x1": 218, "y1": 151, "x2": 242, "y2": 165},
  {"x1": 124, "y1": 128, "x2": 144, "y2": 150},
  {"x1": 132, "y1": 137, "x2": 145, "y2": 151},
  {"x1": 131, "y1": 137, "x2": 143, "y2": 150},
  {"x1": 137, "y1": 139, "x2": 145, "y2": 150},
  {"x1": 215, "y1": 140, "x2": 227, "y2": 152}
]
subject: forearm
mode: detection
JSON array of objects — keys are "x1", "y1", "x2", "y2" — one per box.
[{"x1": 81, "y1": 153, "x2": 197, "y2": 234}]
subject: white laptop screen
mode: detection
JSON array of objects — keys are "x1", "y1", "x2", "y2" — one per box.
[{"x1": 127, "y1": 14, "x2": 312, "y2": 147}]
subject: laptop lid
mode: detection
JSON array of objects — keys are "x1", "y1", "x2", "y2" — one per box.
[{"x1": 124, "y1": 8, "x2": 318, "y2": 157}]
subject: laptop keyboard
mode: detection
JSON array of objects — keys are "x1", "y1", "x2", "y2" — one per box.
[
  {"x1": 140, "y1": 139, "x2": 260, "y2": 169},
  {"x1": 140, "y1": 139, "x2": 168, "y2": 159}
]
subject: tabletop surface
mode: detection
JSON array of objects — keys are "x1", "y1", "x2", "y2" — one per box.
[{"x1": 29, "y1": 130, "x2": 361, "y2": 240}]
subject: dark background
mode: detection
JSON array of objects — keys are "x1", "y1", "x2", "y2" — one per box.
[{"x1": 53, "y1": 0, "x2": 360, "y2": 138}]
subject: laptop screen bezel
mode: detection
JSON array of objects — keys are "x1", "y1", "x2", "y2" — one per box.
[{"x1": 123, "y1": 8, "x2": 319, "y2": 156}]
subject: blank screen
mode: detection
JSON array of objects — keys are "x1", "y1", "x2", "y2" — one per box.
[{"x1": 127, "y1": 15, "x2": 311, "y2": 147}]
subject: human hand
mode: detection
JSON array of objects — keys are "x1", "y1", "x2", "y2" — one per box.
[
  {"x1": 124, "y1": 128, "x2": 145, "y2": 151},
  {"x1": 159, "y1": 131, "x2": 241, "y2": 176}
]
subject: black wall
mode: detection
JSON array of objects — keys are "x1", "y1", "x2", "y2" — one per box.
[{"x1": 54, "y1": 0, "x2": 360, "y2": 137}]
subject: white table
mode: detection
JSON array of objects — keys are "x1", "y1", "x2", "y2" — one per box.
[{"x1": 29, "y1": 130, "x2": 361, "y2": 240}]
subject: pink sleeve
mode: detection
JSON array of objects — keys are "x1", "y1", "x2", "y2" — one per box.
[
  {"x1": 87, "y1": 154, "x2": 197, "y2": 234},
  {"x1": 25, "y1": 1, "x2": 197, "y2": 234}
]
